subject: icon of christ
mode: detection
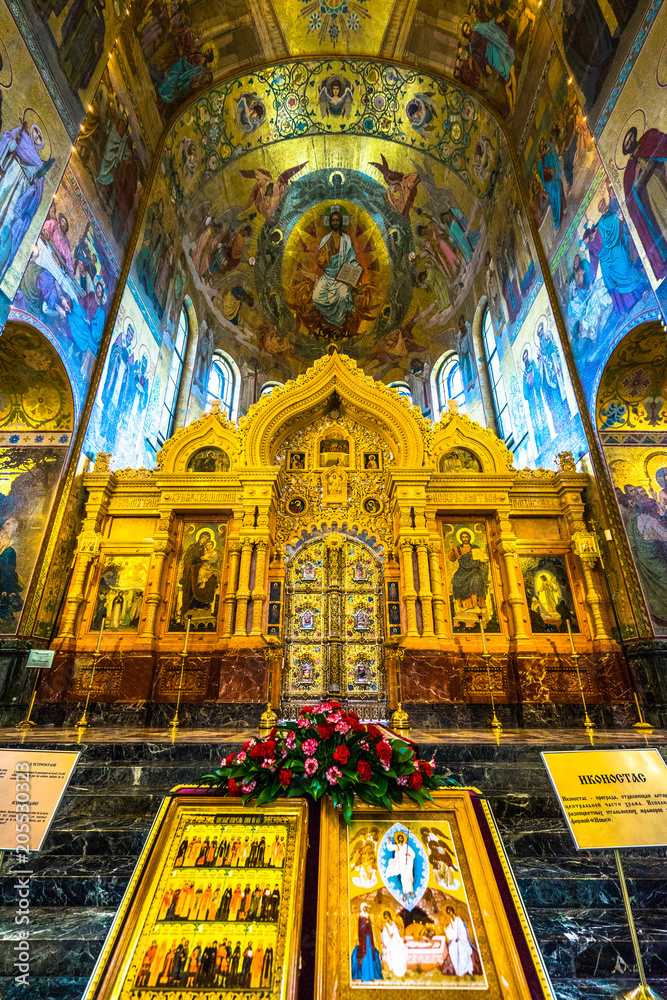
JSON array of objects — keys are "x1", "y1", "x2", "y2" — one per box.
[{"x1": 312, "y1": 206, "x2": 362, "y2": 327}]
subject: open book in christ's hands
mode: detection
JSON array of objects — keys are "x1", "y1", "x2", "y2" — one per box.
[{"x1": 336, "y1": 262, "x2": 363, "y2": 286}]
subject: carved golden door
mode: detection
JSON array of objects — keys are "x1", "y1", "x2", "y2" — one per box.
[{"x1": 283, "y1": 536, "x2": 385, "y2": 720}]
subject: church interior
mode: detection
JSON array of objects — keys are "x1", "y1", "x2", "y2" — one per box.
[{"x1": 1, "y1": 0, "x2": 667, "y2": 997}]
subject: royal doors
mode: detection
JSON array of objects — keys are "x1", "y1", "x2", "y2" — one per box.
[{"x1": 282, "y1": 536, "x2": 385, "y2": 720}]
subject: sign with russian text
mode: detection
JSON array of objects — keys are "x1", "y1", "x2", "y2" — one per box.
[
  {"x1": 26, "y1": 650, "x2": 55, "y2": 668},
  {"x1": 0, "y1": 749, "x2": 80, "y2": 852},
  {"x1": 542, "y1": 748, "x2": 667, "y2": 850}
]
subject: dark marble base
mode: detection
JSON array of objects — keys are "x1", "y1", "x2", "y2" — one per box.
[
  {"x1": 0, "y1": 700, "x2": 264, "y2": 728},
  {"x1": 0, "y1": 735, "x2": 666, "y2": 1000},
  {"x1": 402, "y1": 701, "x2": 639, "y2": 728}
]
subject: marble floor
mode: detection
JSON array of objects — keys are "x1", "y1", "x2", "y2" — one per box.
[{"x1": 0, "y1": 727, "x2": 665, "y2": 1000}]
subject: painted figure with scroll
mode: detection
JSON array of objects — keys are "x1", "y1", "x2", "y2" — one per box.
[{"x1": 448, "y1": 530, "x2": 487, "y2": 616}]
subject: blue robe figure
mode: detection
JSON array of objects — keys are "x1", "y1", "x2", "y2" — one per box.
[
  {"x1": 313, "y1": 208, "x2": 359, "y2": 328},
  {"x1": 537, "y1": 138, "x2": 565, "y2": 231},
  {"x1": 584, "y1": 197, "x2": 645, "y2": 314},
  {"x1": 351, "y1": 905, "x2": 383, "y2": 982},
  {"x1": 0, "y1": 124, "x2": 54, "y2": 284}
]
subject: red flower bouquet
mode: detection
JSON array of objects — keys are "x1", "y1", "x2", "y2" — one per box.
[{"x1": 200, "y1": 702, "x2": 456, "y2": 823}]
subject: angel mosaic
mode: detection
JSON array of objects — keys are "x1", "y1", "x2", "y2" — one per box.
[
  {"x1": 406, "y1": 92, "x2": 438, "y2": 134},
  {"x1": 239, "y1": 163, "x2": 307, "y2": 223},
  {"x1": 318, "y1": 75, "x2": 354, "y2": 118},
  {"x1": 235, "y1": 93, "x2": 266, "y2": 134}
]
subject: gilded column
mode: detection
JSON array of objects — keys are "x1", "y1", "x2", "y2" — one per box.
[
  {"x1": 428, "y1": 541, "x2": 446, "y2": 637},
  {"x1": 416, "y1": 541, "x2": 434, "y2": 636},
  {"x1": 496, "y1": 516, "x2": 529, "y2": 640},
  {"x1": 60, "y1": 549, "x2": 97, "y2": 638},
  {"x1": 399, "y1": 540, "x2": 418, "y2": 636},
  {"x1": 579, "y1": 551, "x2": 611, "y2": 641},
  {"x1": 234, "y1": 541, "x2": 254, "y2": 636},
  {"x1": 222, "y1": 540, "x2": 242, "y2": 637},
  {"x1": 141, "y1": 539, "x2": 172, "y2": 638},
  {"x1": 250, "y1": 540, "x2": 269, "y2": 636}
]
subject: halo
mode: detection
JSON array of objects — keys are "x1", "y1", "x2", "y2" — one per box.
[
  {"x1": 123, "y1": 316, "x2": 136, "y2": 340},
  {"x1": 657, "y1": 38, "x2": 667, "y2": 87},
  {"x1": 0, "y1": 37, "x2": 13, "y2": 88},
  {"x1": 615, "y1": 109, "x2": 645, "y2": 170},
  {"x1": 521, "y1": 341, "x2": 533, "y2": 360},
  {"x1": 457, "y1": 14, "x2": 473, "y2": 42},
  {"x1": 196, "y1": 526, "x2": 215, "y2": 543},
  {"x1": 322, "y1": 203, "x2": 350, "y2": 227},
  {"x1": 329, "y1": 170, "x2": 346, "y2": 187},
  {"x1": 645, "y1": 451, "x2": 667, "y2": 488},
  {"x1": 22, "y1": 108, "x2": 51, "y2": 161},
  {"x1": 533, "y1": 315, "x2": 548, "y2": 344},
  {"x1": 455, "y1": 526, "x2": 474, "y2": 545}
]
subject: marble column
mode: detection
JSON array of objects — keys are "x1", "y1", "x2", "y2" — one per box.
[
  {"x1": 416, "y1": 541, "x2": 434, "y2": 637},
  {"x1": 234, "y1": 541, "x2": 254, "y2": 636},
  {"x1": 250, "y1": 540, "x2": 269, "y2": 636},
  {"x1": 428, "y1": 541, "x2": 446, "y2": 637},
  {"x1": 399, "y1": 540, "x2": 418, "y2": 636},
  {"x1": 222, "y1": 541, "x2": 242, "y2": 637}
]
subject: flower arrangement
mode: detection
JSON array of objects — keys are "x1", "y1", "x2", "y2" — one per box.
[{"x1": 200, "y1": 702, "x2": 456, "y2": 823}]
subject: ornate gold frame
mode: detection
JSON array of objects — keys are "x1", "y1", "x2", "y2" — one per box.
[
  {"x1": 315, "y1": 790, "x2": 553, "y2": 999},
  {"x1": 83, "y1": 792, "x2": 309, "y2": 1000}
]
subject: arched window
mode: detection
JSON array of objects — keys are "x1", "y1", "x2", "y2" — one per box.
[
  {"x1": 481, "y1": 307, "x2": 511, "y2": 441},
  {"x1": 388, "y1": 380, "x2": 412, "y2": 401},
  {"x1": 159, "y1": 306, "x2": 189, "y2": 443},
  {"x1": 206, "y1": 351, "x2": 239, "y2": 420},
  {"x1": 433, "y1": 352, "x2": 467, "y2": 419}
]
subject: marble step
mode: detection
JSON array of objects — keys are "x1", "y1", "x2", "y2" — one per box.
[
  {"x1": 0, "y1": 976, "x2": 90, "y2": 1000},
  {"x1": 497, "y1": 817, "x2": 667, "y2": 860},
  {"x1": 0, "y1": 907, "x2": 113, "y2": 978},
  {"x1": 63, "y1": 759, "x2": 560, "y2": 796},
  {"x1": 9, "y1": 736, "x2": 663, "y2": 765},
  {"x1": 550, "y1": 978, "x2": 667, "y2": 999},
  {"x1": 514, "y1": 858, "x2": 667, "y2": 909}
]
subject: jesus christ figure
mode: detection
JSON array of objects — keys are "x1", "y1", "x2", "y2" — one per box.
[
  {"x1": 312, "y1": 207, "x2": 360, "y2": 327},
  {"x1": 386, "y1": 831, "x2": 415, "y2": 900}
]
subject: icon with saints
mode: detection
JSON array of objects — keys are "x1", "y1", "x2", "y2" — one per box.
[{"x1": 347, "y1": 819, "x2": 486, "y2": 987}]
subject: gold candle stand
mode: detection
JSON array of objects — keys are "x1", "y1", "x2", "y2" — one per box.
[
  {"x1": 75, "y1": 616, "x2": 106, "y2": 730},
  {"x1": 632, "y1": 693, "x2": 654, "y2": 733},
  {"x1": 614, "y1": 849, "x2": 664, "y2": 1000},
  {"x1": 387, "y1": 645, "x2": 409, "y2": 735},
  {"x1": 566, "y1": 620, "x2": 596, "y2": 733},
  {"x1": 169, "y1": 615, "x2": 192, "y2": 732},
  {"x1": 259, "y1": 642, "x2": 281, "y2": 736},
  {"x1": 16, "y1": 666, "x2": 43, "y2": 730},
  {"x1": 478, "y1": 613, "x2": 502, "y2": 734}
]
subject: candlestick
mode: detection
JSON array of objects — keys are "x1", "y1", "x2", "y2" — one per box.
[
  {"x1": 478, "y1": 612, "x2": 501, "y2": 734},
  {"x1": 566, "y1": 619, "x2": 596, "y2": 732},
  {"x1": 75, "y1": 614, "x2": 106, "y2": 729},
  {"x1": 169, "y1": 615, "x2": 192, "y2": 732},
  {"x1": 479, "y1": 613, "x2": 488, "y2": 654}
]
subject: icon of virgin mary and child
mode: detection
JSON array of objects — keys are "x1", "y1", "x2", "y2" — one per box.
[{"x1": 293, "y1": 206, "x2": 372, "y2": 339}]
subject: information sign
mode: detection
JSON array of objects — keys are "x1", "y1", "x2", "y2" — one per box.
[
  {"x1": 0, "y1": 748, "x2": 80, "y2": 852},
  {"x1": 542, "y1": 748, "x2": 667, "y2": 850},
  {"x1": 26, "y1": 650, "x2": 55, "y2": 669}
]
